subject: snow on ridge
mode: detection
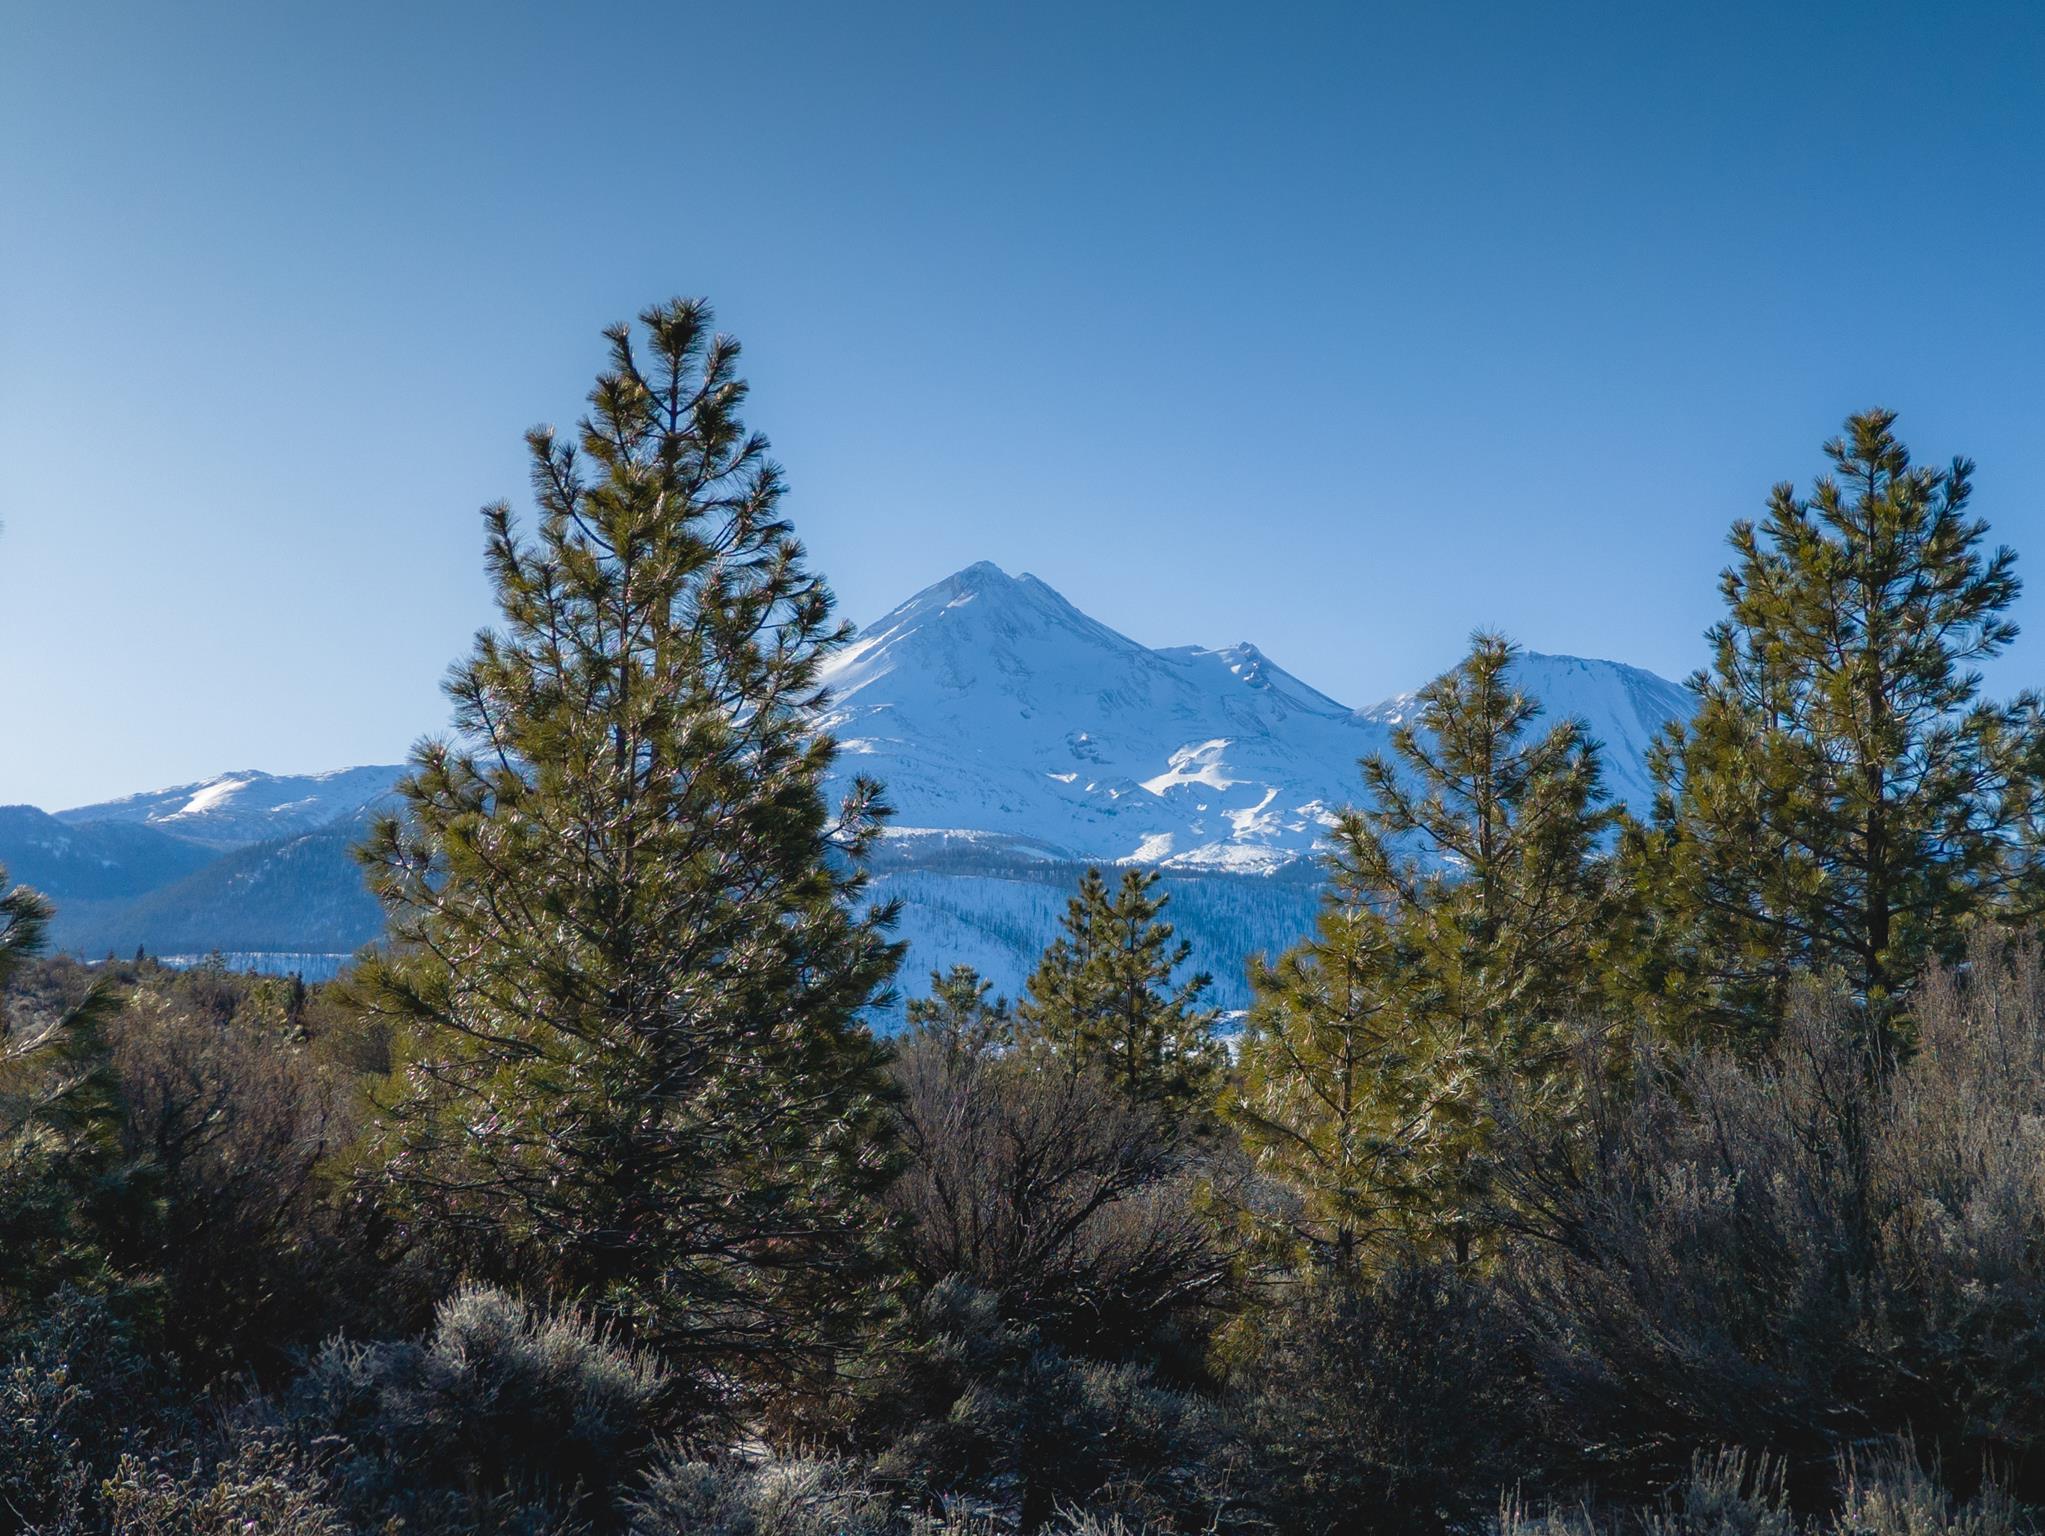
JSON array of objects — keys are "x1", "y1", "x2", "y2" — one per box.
[
  {"x1": 49, "y1": 568, "x2": 1693, "y2": 876},
  {"x1": 820, "y1": 564, "x2": 1696, "y2": 874},
  {"x1": 57, "y1": 765, "x2": 409, "y2": 848},
  {"x1": 1141, "y1": 740, "x2": 1243, "y2": 796},
  {"x1": 169, "y1": 777, "x2": 255, "y2": 819}
]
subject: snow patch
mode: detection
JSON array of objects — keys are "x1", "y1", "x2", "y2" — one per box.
[{"x1": 1140, "y1": 740, "x2": 1241, "y2": 796}]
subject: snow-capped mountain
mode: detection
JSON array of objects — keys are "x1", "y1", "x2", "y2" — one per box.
[
  {"x1": 56, "y1": 765, "x2": 407, "y2": 849},
  {"x1": 23, "y1": 563, "x2": 1696, "y2": 1001},
  {"x1": 819, "y1": 562, "x2": 1692, "y2": 872}
]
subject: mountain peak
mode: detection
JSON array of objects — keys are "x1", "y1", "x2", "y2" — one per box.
[
  {"x1": 927, "y1": 560, "x2": 1071, "y2": 611},
  {"x1": 834, "y1": 563, "x2": 1135, "y2": 676},
  {"x1": 950, "y1": 558, "x2": 1016, "y2": 587}
]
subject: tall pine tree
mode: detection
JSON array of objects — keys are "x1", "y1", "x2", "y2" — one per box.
[
  {"x1": 1339, "y1": 633, "x2": 1620, "y2": 1263},
  {"x1": 349, "y1": 300, "x2": 903, "y2": 1400},
  {"x1": 1639, "y1": 409, "x2": 2044, "y2": 1041},
  {"x1": 1018, "y1": 867, "x2": 1220, "y2": 1121}
]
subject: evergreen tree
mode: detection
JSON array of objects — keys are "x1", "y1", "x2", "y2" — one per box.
[
  {"x1": 1350, "y1": 633, "x2": 1620, "y2": 1027},
  {"x1": 1226, "y1": 866, "x2": 1417, "y2": 1272},
  {"x1": 1018, "y1": 868, "x2": 1220, "y2": 1121},
  {"x1": 1639, "y1": 409, "x2": 2044, "y2": 1041},
  {"x1": 348, "y1": 299, "x2": 903, "y2": 1401},
  {"x1": 0, "y1": 868, "x2": 137, "y2": 1310},
  {"x1": 1341, "y1": 633, "x2": 1620, "y2": 1263},
  {"x1": 0, "y1": 871, "x2": 49, "y2": 1006},
  {"x1": 903, "y1": 964, "x2": 1012, "y2": 1053}
]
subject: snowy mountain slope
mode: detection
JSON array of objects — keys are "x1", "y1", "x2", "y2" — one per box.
[
  {"x1": 56, "y1": 765, "x2": 407, "y2": 849},
  {"x1": 818, "y1": 563, "x2": 1386, "y2": 872},
  {"x1": 819, "y1": 562, "x2": 1694, "y2": 872},
  {"x1": 27, "y1": 563, "x2": 1696, "y2": 993},
  {"x1": 868, "y1": 856, "x2": 1324, "y2": 1016},
  {"x1": 1357, "y1": 652, "x2": 1696, "y2": 814}
]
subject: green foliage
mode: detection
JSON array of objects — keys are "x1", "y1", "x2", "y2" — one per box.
[
  {"x1": 1638, "y1": 410, "x2": 2045, "y2": 1042},
  {"x1": 346, "y1": 300, "x2": 902, "y2": 1399},
  {"x1": 1019, "y1": 868, "x2": 1221, "y2": 1120},
  {"x1": 1244, "y1": 634, "x2": 1620, "y2": 1266},
  {"x1": 903, "y1": 964, "x2": 1013, "y2": 1052},
  {"x1": 0, "y1": 866, "x2": 156, "y2": 1316},
  {"x1": 1348, "y1": 631, "x2": 1622, "y2": 1031},
  {"x1": 1228, "y1": 866, "x2": 1414, "y2": 1271}
]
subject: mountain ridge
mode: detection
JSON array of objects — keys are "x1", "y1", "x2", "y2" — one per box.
[
  {"x1": 14, "y1": 562, "x2": 1696, "y2": 1004},
  {"x1": 816, "y1": 561, "x2": 1692, "y2": 873},
  {"x1": 57, "y1": 765, "x2": 407, "y2": 848}
]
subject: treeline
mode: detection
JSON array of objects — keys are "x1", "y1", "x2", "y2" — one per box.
[{"x1": 4, "y1": 301, "x2": 2045, "y2": 1534}]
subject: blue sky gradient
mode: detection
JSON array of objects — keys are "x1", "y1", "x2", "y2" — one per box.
[{"x1": 4, "y1": 1, "x2": 2043, "y2": 806}]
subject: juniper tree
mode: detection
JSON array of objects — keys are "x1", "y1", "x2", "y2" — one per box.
[
  {"x1": 1638, "y1": 410, "x2": 2045, "y2": 1043},
  {"x1": 1342, "y1": 633, "x2": 1621, "y2": 1263},
  {"x1": 1018, "y1": 868, "x2": 1220, "y2": 1122},
  {"x1": 348, "y1": 300, "x2": 903, "y2": 1401}
]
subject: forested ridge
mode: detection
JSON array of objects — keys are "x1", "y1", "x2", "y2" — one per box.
[{"x1": 7, "y1": 302, "x2": 2045, "y2": 1534}]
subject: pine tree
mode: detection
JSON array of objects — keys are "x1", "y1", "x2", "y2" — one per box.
[
  {"x1": 1639, "y1": 410, "x2": 2044, "y2": 1042},
  {"x1": 1340, "y1": 633, "x2": 1620, "y2": 1263},
  {"x1": 1018, "y1": 868, "x2": 1220, "y2": 1121},
  {"x1": 904, "y1": 964, "x2": 1012, "y2": 1053},
  {"x1": 1350, "y1": 633, "x2": 1620, "y2": 1027},
  {"x1": 348, "y1": 299, "x2": 903, "y2": 1399},
  {"x1": 0, "y1": 872, "x2": 49, "y2": 1006},
  {"x1": 0, "y1": 867, "x2": 137, "y2": 1307},
  {"x1": 1226, "y1": 866, "x2": 1418, "y2": 1272}
]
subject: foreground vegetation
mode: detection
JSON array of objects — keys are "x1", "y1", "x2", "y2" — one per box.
[{"x1": 5, "y1": 301, "x2": 2045, "y2": 1533}]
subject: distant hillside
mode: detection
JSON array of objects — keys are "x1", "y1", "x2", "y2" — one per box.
[
  {"x1": 57, "y1": 765, "x2": 406, "y2": 849},
  {"x1": 49, "y1": 817, "x2": 382, "y2": 961},
  {"x1": 0, "y1": 805, "x2": 218, "y2": 902}
]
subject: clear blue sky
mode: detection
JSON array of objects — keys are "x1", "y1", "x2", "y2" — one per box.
[{"x1": 4, "y1": 1, "x2": 2042, "y2": 809}]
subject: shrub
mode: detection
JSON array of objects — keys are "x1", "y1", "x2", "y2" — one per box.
[
  {"x1": 288, "y1": 1282, "x2": 671, "y2": 1532},
  {"x1": 0, "y1": 1288, "x2": 163, "y2": 1533},
  {"x1": 1830, "y1": 1450, "x2": 2024, "y2": 1536},
  {"x1": 1237, "y1": 1263, "x2": 1536, "y2": 1535},
  {"x1": 0, "y1": 1348, "x2": 91, "y2": 1533},
  {"x1": 626, "y1": 1455, "x2": 894, "y2": 1536},
  {"x1": 101, "y1": 1440, "x2": 349, "y2": 1536},
  {"x1": 107, "y1": 987, "x2": 364, "y2": 1376},
  {"x1": 887, "y1": 1031, "x2": 1228, "y2": 1358},
  {"x1": 849, "y1": 1277, "x2": 1242, "y2": 1532},
  {"x1": 1504, "y1": 938, "x2": 2045, "y2": 1501},
  {"x1": 1494, "y1": 1448, "x2": 2024, "y2": 1535}
]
